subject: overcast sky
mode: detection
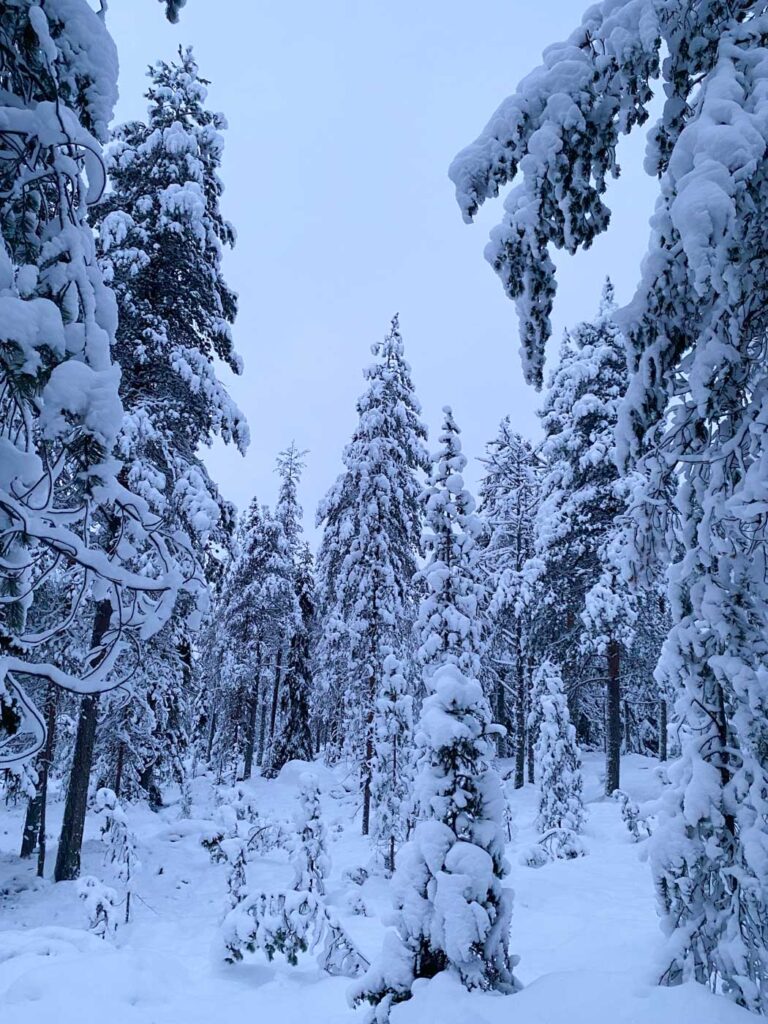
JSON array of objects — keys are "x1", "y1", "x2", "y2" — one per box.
[{"x1": 104, "y1": 1, "x2": 659, "y2": 539}]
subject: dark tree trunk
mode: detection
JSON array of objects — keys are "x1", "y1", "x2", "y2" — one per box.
[
  {"x1": 206, "y1": 709, "x2": 216, "y2": 764},
  {"x1": 362, "y1": 715, "x2": 373, "y2": 837},
  {"x1": 361, "y1": 660, "x2": 376, "y2": 836},
  {"x1": 54, "y1": 692, "x2": 100, "y2": 881},
  {"x1": 605, "y1": 639, "x2": 621, "y2": 795},
  {"x1": 623, "y1": 699, "x2": 633, "y2": 753},
  {"x1": 514, "y1": 656, "x2": 526, "y2": 789},
  {"x1": 55, "y1": 598, "x2": 111, "y2": 882},
  {"x1": 257, "y1": 701, "x2": 266, "y2": 767},
  {"x1": 21, "y1": 790, "x2": 42, "y2": 859},
  {"x1": 269, "y1": 647, "x2": 283, "y2": 740},
  {"x1": 21, "y1": 685, "x2": 58, "y2": 861},
  {"x1": 140, "y1": 762, "x2": 162, "y2": 809},
  {"x1": 243, "y1": 687, "x2": 259, "y2": 781},
  {"x1": 114, "y1": 740, "x2": 125, "y2": 799},
  {"x1": 659, "y1": 698, "x2": 668, "y2": 762},
  {"x1": 36, "y1": 685, "x2": 58, "y2": 877}
]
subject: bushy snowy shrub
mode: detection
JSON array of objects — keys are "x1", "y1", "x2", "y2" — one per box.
[
  {"x1": 352, "y1": 664, "x2": 518, "y2": 1017},
  {"x1": 613, "y1": 790, "x2": 651, "y2": 842},
  {"x1": 223, "y1": 889, "x2": 322, "y2": 966},
  {"x1": 290, "y1": 775, "x2": 329, "y2": 895},
  {"x1": 346, "y1": 893, "x2": 370, "y2": 917},
  {"x1": 78, "y1": 876, "x2": 118, "y2": 939},
  {"x1": 531, "y1": 661, "x2": 586, "y2": 850},
  {"x1": 343, "y1": 866, "x2": 369, "y2": 887},
  {"x1": 222, "y1": 889, "x2": 368, "y2": 977},
  {"x1": 371, "y1": 654, "x2": 413, "y2": 873},
  {"x1": 94, "y1": 788, "x2": 140, "y2": 923},
  {"x1": 222, "y1": 838, "x2": 249, "y2": 910},
  {"x1": 521, "y1": 828, "x2": 586, "y2": 869}
]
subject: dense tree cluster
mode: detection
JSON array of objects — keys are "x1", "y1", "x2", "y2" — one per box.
[{"x1": 2, "y1": 2, "x2": 766, "y2": 1019}]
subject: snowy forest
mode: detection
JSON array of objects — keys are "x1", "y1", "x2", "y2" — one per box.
[{"x1": 0, "y1": 2, "x2": 767, "y2": 1023}]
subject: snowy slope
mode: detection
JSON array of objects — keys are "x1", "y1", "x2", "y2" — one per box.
[{"x1": 0, "y1": 754, "x2": 751, "y2": 1024}]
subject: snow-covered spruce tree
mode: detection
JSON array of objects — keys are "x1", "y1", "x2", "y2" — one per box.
[
  {"x1": 353, "y1": 413, "x2": 515, "y2": 1016},
  {"x1": 291, "y1": 774, "x2": 330, "y2": 895},
  {"x1": 527, "y1": 284, "x2": 633, "y2": 793},
  {"x1": 451, "y1": 4, "x2": 768, "y2": 1009},
  {"x1": 0, "y1": 1, "x2": 192, "y2": 805},
  {"x1": 268, "y1": 541, "x2": 316, "y2": 774},
  {"x1": 206, "y1": 500, "x2": 296, "y2": 780},
  {"x1": 370, "y1": 652, "x2": 413, "y2": 874},
  {"x1": 529, "y1": 660, "x2": 585, "y2": 860},
  {"x1": 94, "y1": 788, "x2": 140, "y2": 925},
  {"x1": 416, "y1": 407, "x2": 485, "y2": 685},
  {"x1": 479, "y1": 420, "x2": 539, "y2": 782},
  {"x1": 315, "y1": 317, "x2": 428, "y2": 833},
  {"x1": 351, "y1": 662, "x2": 518, "y2": 1017},
  {"x1": 267, "y1": 445, "x2": 315, "y2": 774}
]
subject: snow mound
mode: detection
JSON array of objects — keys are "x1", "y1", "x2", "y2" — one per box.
[{"x1": 390, "y1": 969, "x2": 753, "y2": 1024}]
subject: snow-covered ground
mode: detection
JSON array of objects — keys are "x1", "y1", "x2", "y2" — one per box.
[{"x1": 0, "y1": 754, "x2": 751, "y2": 1024}]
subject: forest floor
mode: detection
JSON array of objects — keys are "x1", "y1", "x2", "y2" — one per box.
[{"x1": 0, "y1": 752, "x2": 751, "y2": 1024}]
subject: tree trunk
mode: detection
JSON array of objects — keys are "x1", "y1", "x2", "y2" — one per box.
[
  {"x1": 623, "y1": 699, "x2": 633, "y2": 754},
  {"x1": 659, "y1": 698, "x2": 668, "y2": 762},
  {"x1": 269, "y1": 647, "x2": 283, "y2": 740},
  {"x1": 20, "y1": 685, "x2": 58, "y2": 861},
  {"x1": 605, "y1": 639, "x2": 621, "y2": 795},
  {"x1": 36, "y1": 685, "x2": 58, "y2": 877},
  {"x1": 114, "y1": 740, "x2": 125, "y2": 799},
  {"x1": 54, "y1": 598, "x2": 111, "y2": 882},
  {"x1": 243, "y1": 688, "x2": 259, "y2": 780},
  {"x1": 54, "y1": 692, "x2": 100, "y2": 881},
  {"x1": 257, "y1": 701, "x2": 266, "y2": 767},
  {"x1": 361, "y1": 662, "x2": 376, "y2": 836},
  {"x1": 206, "y1": 709, "x2": 216, "y2": 765},
  {"x1": 514, "y1": 656, "x2": 526, "y2": 789}
]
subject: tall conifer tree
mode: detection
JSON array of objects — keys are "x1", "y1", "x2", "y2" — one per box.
[{"x1": 315, "y1": 317, "x2": 428, "y2": 833}]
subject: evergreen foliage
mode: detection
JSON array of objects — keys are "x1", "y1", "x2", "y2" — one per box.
[
  {"x1": 370, "y1": 653, "x2": 413, "y2": 874},
  {"x1": 530, "y1": 660, "x2": 585, "y2": 858},
  {"x1": 314, "y1": 317, "x2": 427, "y2": 831},
  {"x1": 452, "y1": 4, "x2": 768, "y2": 1007},
  {"x1": 352, "y1": 663, "x2": 518, "y2": 1017}
]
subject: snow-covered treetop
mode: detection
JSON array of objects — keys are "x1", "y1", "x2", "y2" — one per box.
[
  {"x1": 275, "y1": 443, "x2": 308, "y2": 552},
  {"x1": 316, "y1": 316, "x2": 428, "y2": 649},
  {"x1": 417, "y1": 407, "x2": 485, "y2": 682},
  {"x1": 96, "y1": 47, "x2": 246, "y2": 561}
]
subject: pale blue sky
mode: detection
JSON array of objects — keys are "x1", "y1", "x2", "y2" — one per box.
[{"x1": 104, "y1": 1, "x2": 658, "y2": 535}]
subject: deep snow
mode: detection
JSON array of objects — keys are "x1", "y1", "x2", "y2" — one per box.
[{"x1": 0, "y1": 754, "x2": 751, "y2": 1023}]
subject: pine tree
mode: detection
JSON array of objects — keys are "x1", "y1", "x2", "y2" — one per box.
[
  {"x1": 291, "y1": 775, "x2": 330, "y2": 895},
  {"x1": 370, "y1": 653, "x2": 413, "y2": 874},
  {"x1": 269, "y1": 543, "x2": 316, "y2": 774},
  {"x1": 351, "y1": 663, "x2": 518, "y2": 1017},
  {"x1": 95, "y1": 788, "x2": 140, "y2": 924},
  {"x1": 530, "y1": 660, "x2": 585, "y2": 858},
  {"x1": 529, "y1": 283, "x2": 633, "y2": 793},
  {"x1": 452, "y1": 5, "x2": 768, "y2": 1008},
  {"x1": 207, "y1": 501, "x2": 296, "y2": 780},
  {"x1": 416, "y1": 407, "x2": 485, "y2": 684},
  {"x1": 353, "y1": 413, "x2": 516, "y2": 1015},
  {"x1": 479, "y1": 421, "x2": 539, "y2": 781},
  {"x1": 267, "y1": 446, "x2": 315, "y2": 774},
  {"x1": 55, "y1": 47, "x2": 245, "y2": 878},
  {"x1": 315, "y1": 317, "x2": 428, "y2": 833}
]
